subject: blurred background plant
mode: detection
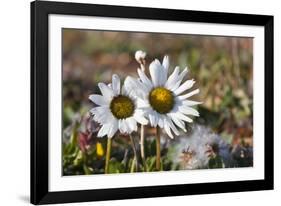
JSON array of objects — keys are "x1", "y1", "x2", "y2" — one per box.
[{"x1": 62, "y1": 29, "x2": 253, "y2": 175}]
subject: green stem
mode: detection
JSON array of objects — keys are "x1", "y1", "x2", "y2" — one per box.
[
  {"x1": 105, "y1": 138, "x2": 112, "y2": 174},
  {"x1": 156, "y1": 127, "x2": 161, "y2": 171},
  {"x1": 130, "y1": 157, "x2": 136, "y2": 173},
  {"x1": 129, "y1": 134, "x2": 139, "y2": 172}
]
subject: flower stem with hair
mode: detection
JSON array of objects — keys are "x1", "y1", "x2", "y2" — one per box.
[
  {"x1": 130, "y1": 134, "x2": 139, "y2": 172},
  {"x1": 140, "y1": 125, "x2": 147, "y2": 171},
  {"x1": 105, "y1": 138, "x2": 112, "y2": 174},
  {"x1": 135, "y1": 50, "x2": 148, "y2": 172},
  {"x1": 156, "y1": 127, "x2": 161, "y2": 171}
]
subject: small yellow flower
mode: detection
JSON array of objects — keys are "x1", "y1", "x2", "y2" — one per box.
[{"x1": 96, "y1": 142, "x2": 104, "y2": 157}]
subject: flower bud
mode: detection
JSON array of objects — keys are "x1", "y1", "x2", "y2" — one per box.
[{"x1": 135, "y1": 50, "x2": 146, "y2": 64}]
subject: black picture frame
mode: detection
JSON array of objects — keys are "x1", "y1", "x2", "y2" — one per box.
[{"x1": 31, "y1": 0, "x2": 274, "y2": 204}]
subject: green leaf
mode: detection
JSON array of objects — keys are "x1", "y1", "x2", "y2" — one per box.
[
  {"x1": 73, "y1": 150, "x2": 84, "y2": 166},
  {"x1": 208, "y1": 155, "x2": 224, "y2": 169},
  {"x1": 146, "y1": 157, "x2": 156, "y2": 172},
  {"x1": 108, "y1": 158, "x2": 126, "y2": 174},
  {"x1": 83, "y1": 164, "x2": 93, "y2": 175}
]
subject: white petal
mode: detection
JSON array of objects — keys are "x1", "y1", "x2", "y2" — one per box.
[
  {"x1": 107, "y1": 120, "x2": 118, "y2": 138},
  {"x1": 179, "y1": 106, "x2": 200, "y2": 116},
  {"x1": 153, "y1": 111, "x2": 159, "y2": 126},
  {"x1": 162, "y1": 55, "x2": 169, "y2": 71},
  {"x1": 118, "y1": 120, "x2": 126, "y2": 133},
  {"x1": 138, "y1": 80, "x2": 151, "y2": 94},
  {"x1": 148, "y1": 113, "x2": 157, "y2": 127},
  {"x1": 164, "y1": 118, "x2": 174, "y2": 139},
  {"x1": 112, "y1": 74, "x2": 121, "y2": 95},
  {"x1": 136, "y1": 98, "x2": 149, "y2": 108},
  {"x1": 149, "y1": 59, "x2": 164, "y2": 87},
  {"x1": 162, "y1": 55, "x2": 169, "y2": 81},
  {"x1": 168, "y1": 113, "x2": 186, "y2": 132},
  {"x1": 178, "y1": 89, "x2": 200, "y2": 100},
  {"x1": 170, "y1": 67, "x2": 188, "y2": 91},
  {"x1": 90, "y1": 107, "x2": 112, "y2": 124},
  {"x1": 122, "y1": 119, "x2": 131, "y2": 134},
  {"x1": 170, "y1": 79, "x2": 182, "y2": 92},
  {"x1": 178, "y1": 67, "x2": 188, "y2": 82},
  {"x1": 126, "y1": 117, "x2": 137, "y2": 132},
  {"x1": 133, "y1": 110, "x2": 148, "y2": 125},
  {"x1": 124, "y1": 76, "x2": 148, "y2": 97},
  {"x1": 89, "y1": 94, "x2": 108, "y2": 106},
  {"x1": 98, "y1": 83, "x2": 114, "y2": 101},
  {"x1": 163, "y1": 116, "x2": 181, "y2": 138},
  {"x1": 157, "y1": 114, "x2": 164, "y2": 128},
  {"x1": 121, "y1": 85, "x2": 128, "y2": 96},
  {"x1": 173, "y1": 112, "x2": 193, "y2": 123},
  {"x1": 182, "y1": 100, "x2": 202, "y2": 106},
  {"x1": 174, "y1": 79, "x2": 195, "y2": 95},
  {"x1": 165, "y1": 66, "x2": 180, "y2": 90},
  {"x1": 166, "y1": 117, "x2": 180, "y2": 136},
  {"x1": 123, "y1": 77, "x2": 134, "y2": 94},
  {"x1": 97, "y1": 123, "x2": 111, "y2": 137},
  {"x1": 137, "y1": 68, "x2": 153, "y2": 89}
]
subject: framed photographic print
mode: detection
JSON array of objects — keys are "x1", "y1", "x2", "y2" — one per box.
[{"x1": 31, "y1": 0, "x2": 274, "y2": 204}]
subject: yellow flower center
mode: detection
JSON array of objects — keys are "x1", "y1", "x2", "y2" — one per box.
[
  {"x1": 149, "y1": 87, "x2": 174, "y2": 114},
  {"x1": 110, "y1": 95, "x2": 135, "y2": 119}
]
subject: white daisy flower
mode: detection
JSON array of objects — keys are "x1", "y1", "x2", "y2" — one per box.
[
  {"x1": 126, "y1": 55, "x2": 201, "y2": 139},
  {"x1": 89, "y1": 74, "x2": 148, "y2": 138}
]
